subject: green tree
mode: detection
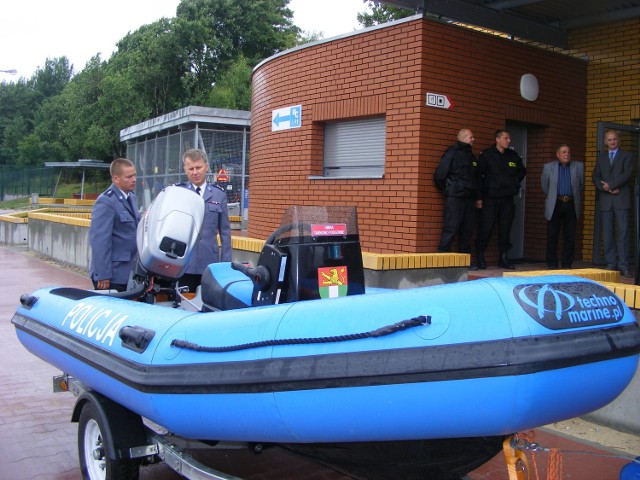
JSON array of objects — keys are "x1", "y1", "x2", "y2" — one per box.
[
  {"x1": 207, "y1": 56, "x2": 253, "y2": 110},
  {"x1": 32, "y1": 90, "x2": 74, "y2": 163},
  {"x1": 32, "y1": 57, "x2": 73, "y2": 101},
  {"x1": 57, "y1": 56, "x2": 147, "y2": 160},
  {"x1": 17, "y1": 133, "x2": 48, "y2": 167},
  {"x1": 0, "y1": 58, "x2": 72, "y2": 166},
  {"x1": 0, "y1": 0, "x2": 301, "y2": 166},
  {"x1": 95, "y1": 71, "x2": 152, "y2": 157},
  {"x1": 1, "y1": 115, "x2": 28, "y2": 166},
  {"x1": 56, "y1": 56, "x2": 112, "y2": 160},
  {"x1": 357, "y1": 1, "x2": 414, "y2": 27},
  {"x1": 0, "y1": 80, "x2": 36, "y2": 165},
  {"x1": 111, "y1": 18, "x2": 189, "y2": 117},
  {"x1": 176, "y1": 0, "x2": 298, "y2": 62},
  {"x1": 174, "y1": 0, "x2": 299, "y2": 102}
]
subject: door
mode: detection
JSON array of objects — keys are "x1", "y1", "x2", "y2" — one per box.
[{"x1": 507, "y1": 124, "x2": 527, "y2": 259}]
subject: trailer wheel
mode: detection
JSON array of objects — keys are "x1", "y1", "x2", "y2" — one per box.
[{"x1": 78, "y1": 402, "x2": 139, "y2": 480}]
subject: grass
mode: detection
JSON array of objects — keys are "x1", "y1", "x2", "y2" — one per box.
[{"x1": 0, "y1": 197, "x2": 30, "y2": 210}]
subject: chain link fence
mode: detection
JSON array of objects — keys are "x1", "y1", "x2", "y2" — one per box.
[
  {"x1": 0, "y1": 166, "x2": 113, "y2": 202},
  {"x1": 0, "y1": 166, "x2": 55, "y2": 201},
  {"x1": 126, "y1": 126, "x2": 249, "y2": 214}
]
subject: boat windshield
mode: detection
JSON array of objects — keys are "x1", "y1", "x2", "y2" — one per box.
[{"x1": 271, "y1": 206, "x2": 359, "y2": 244}]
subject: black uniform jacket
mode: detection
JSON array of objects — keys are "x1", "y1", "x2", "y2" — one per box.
[
  {"x1": 434, "y1": 141, "x2": 480, "y2": 198},
  {"x1": 477, "y1": 145, "x2": 526, "y2": 198}
]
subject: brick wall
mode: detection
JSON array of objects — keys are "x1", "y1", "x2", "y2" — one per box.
[
  {"x1": 250, "y1": 17, "x2": 587, "y2": 257},
  {"x1": 569, "y1": 19, "x2": 640, "y2": 262}
]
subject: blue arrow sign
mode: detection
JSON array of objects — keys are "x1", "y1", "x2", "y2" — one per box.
[
  {"x1": 273, "y1": 111, "x2": 291, "y2": 126},
  {"x1": 272, "y1": 105, "x2": 302, "y2": 131}
]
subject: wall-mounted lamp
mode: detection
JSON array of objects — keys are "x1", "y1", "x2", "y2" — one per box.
[{"x1": 520, "y1": 74, "x2": 539, "y2": 101}]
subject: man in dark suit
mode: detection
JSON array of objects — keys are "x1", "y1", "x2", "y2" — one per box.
[
  {"x1": 592, "y1": 130, "x2": 633, "y2": 277},
  {"x1": 89, "y1": 158, "x2": 140, "y2": 291},
  {"x1": 177, "y1": 148, "x2": 232, "y2": 293},
  {"x1": 541, "y1": 144, "x2": 585, "y2": 269}
]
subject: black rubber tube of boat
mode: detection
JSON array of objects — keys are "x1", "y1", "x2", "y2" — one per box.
[{"x1": 170, "y1": 315, "x2": 432, "y2": 352}]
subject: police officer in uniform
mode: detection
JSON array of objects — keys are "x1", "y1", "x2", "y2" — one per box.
[
  {"x1": 176, "y1": 148, "x2": 232, "y2": 293},
  {"x1": 433, "y1": 128, "x2": 480, "y2": 256},
  {"x1": 89, "y1": 158, "x2": 140, "y2": 291},
  {"x1": 475, "y1": 130, "x2": 526, "y2": 269}
]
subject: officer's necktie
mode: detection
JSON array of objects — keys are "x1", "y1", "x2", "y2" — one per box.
[
  {"x1": 196, "y1": 186, "x2": 202, "y2": 196},
  {"x1": 126, "y1": 195, "x2": 134, "y2": 211}
]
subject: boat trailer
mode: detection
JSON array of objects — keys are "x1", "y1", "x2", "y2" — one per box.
[{"x1": 56, "y1": 374, "x2": 248, "y2": 480}]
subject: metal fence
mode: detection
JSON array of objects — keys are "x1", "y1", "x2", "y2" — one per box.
[
  {"x1": 0, "y1": 167, "x2": 55, "y2": 201},
  {"x1": 126, "y1": 126, "x2": 249, "y2": 213},
  {"x1": 0, "y1": 166, "x2": 113, "y2": 202}
]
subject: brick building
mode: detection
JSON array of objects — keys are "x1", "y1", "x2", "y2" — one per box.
[
  {"x1": 250, "y1": 14, "x2": 637, "y2": 263},
  {"x1": 569, "y1": 19, "x2": 640, "y2": 263}
]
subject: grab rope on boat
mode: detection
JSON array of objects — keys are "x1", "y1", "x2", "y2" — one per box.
[{"x1": 170, "y1": 315, "x2": 431, "y2": 352}]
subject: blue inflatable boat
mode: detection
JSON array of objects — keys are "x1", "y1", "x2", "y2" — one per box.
[
  {"x1": 11, "y1": 198, "x2": 640, "y2": 480},
  {"x1": 13, "y1": 274, "x2": 640, "y2": 443}
]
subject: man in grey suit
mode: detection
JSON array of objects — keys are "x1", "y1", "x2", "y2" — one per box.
[
  {"x1": 541, "y1": 145, "x2": 585, "y2": 269},
  {"x1": 177, "y1": 148, "x2": 232, "y2": 293},
  {"x1": 89, "y1": 158, "x2": 140, "y2": 291},
  {"x1": 592, "y1": 130, "x2": 633, "y2": 277}
]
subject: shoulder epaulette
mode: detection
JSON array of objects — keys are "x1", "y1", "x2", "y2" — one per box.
[
  {"x1": 105, "y1": 189, "x2": 114, "y2": 197},
  {"x1": 212, "y1": 184, "x2": 225, "y2": 193}
]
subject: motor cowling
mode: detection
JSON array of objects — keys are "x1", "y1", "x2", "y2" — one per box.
[{"x1": 136, "y1": 185, "x2": 205, "y2": 280}]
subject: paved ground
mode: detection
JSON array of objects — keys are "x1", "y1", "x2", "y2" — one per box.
[{"x1": 1, "y1": 244, "x2": 638, "y2": 479}]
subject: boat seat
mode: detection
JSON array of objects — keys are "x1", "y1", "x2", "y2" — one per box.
[{"x1": 200, "y1": 262, "x2": 252, "y2": 312}]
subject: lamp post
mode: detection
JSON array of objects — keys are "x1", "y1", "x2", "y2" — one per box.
[{"x1": 0, "y1": 69, "x2": 17, "y2": 75}]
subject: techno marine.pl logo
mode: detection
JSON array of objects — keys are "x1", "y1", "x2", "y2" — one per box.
[{"x1": 513, "y1": 281, "x2": 625, "y2": 330}]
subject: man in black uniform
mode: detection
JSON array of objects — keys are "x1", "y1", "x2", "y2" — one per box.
[
  {"x1": 475, "y1": 130, "x2": 526, "y2": 269},
  {"x1": 434, "y1": 128, "x2": 480, "y2": 257}
]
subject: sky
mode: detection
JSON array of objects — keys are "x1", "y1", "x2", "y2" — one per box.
[{"x1": 0, "y1": 0, "x2": 365, "y2": 81}]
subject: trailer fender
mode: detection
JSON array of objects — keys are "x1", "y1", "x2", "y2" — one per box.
[{"x1": 72, "y1": 390, "x2": 147, "y2": 460}]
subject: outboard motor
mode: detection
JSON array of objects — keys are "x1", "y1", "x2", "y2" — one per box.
[
  {"x1": 201, "y1": 206, "x2": 365, "y2": 311},
  {"x1": 130, "y1": 186, "x2": 205, "y2": 298}
]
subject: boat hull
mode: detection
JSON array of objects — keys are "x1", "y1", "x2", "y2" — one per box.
[{"x1": 12, "y1": 275, "x2": 640, "y2": 443}]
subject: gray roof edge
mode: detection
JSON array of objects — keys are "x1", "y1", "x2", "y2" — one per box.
[
  {"x1": 253, "y1": 13, "x2": 424, "y2": 73},
  {"x1": 119, "y1": 105, "x2": 251, "y2": 141},
  {"x1": 45, "y1": 160, "x2": 110, "y2": 169}
]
